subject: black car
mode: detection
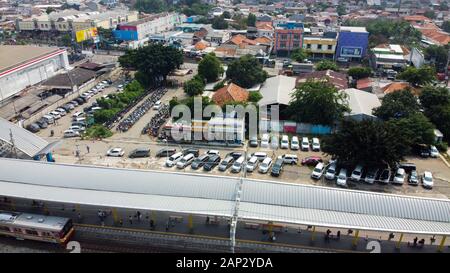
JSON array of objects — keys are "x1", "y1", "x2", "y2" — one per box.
[
  {"x1": 129, "y1": 148, "x2": 150, "y2": 158},
  {"x1": 75, "y1": 97, "x2": 86, "y2": 105},
  {"x1": 270, "y1": 158, "x2": 284, "y2": 177},
  {"x1": 35, "y1": 118, "x2": 48, "y2": 129},
  {"x1": 182, "y1": 147, "x2": 199, "y2": 157},
  {"x1": 218, "y1": 156, "x2": 235, "y2": 171},
  {"x1": 156, "y1": 148, "x2": 176, "y2": 157},
  {"x1": 203, "y1": 155, "x2": 221, "y2": 171},
  {"x1": 26, "y1": 123, "x2": 40, "y2": 133},
  {"x1": 414, "y1": 144, "x2": 430, "y2": 158},
  {"x1": 397, "y1": 162, "x2": 416, "y2": 173},
  {"x1": 226, "y1": 151, "x2": 243, "y2": 160},
  {"x1": 191, "y1": 154, "x2": 210, "y2": 169}
]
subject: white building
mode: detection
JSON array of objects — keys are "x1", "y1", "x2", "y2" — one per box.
[{"x1": 0, "y1": 45, "x2": 69, "y2": 103}]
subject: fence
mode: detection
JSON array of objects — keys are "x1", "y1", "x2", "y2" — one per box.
[{"x1": 260, "y1": 120, "x2": 332, "y2": 135}]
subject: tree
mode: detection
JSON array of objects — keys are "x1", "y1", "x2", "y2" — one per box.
[
  {"x1": 419, "y1": 86, "x2": 450, "y2": 142},
  {"x1": 442, "y1": 21, "x2": 450, "y2": 33},
  {"x1": 386, "y1": 113, "x2": 435, "y2": 147},
  {"x1": 212, "y1": 16, "x2": 228, "y2": 29},
  {"x1": 134, "y1": 0, "x2": 168, "y2": 13},
  {"x1": 60, "y1": 34, "x2": 72, "y2": 47},
  {"x1": 321, "y1": 119, "x2": 410, "y2": 168},
  {"x1": 290, "y1": 48, "x2": 308, "y2": 62},
  {"x1": 336, "y1": 4, "x2": 346, "y2": 16},
  {"x1": 247, "y1": 13, "x2": 256, "y2": 27},
  {"x1": 424, "y1": 45, "x2": 448, "y2": 72},
  {"x1": 424, "y1": 10, "x2": 436, "y2": 19},
  {"x1": 226, "y1": 55, "x2": 268, "y2": 88},
  {"x1": 198, "y1": 53, "x2": 224, "y2": 83},
  {"x1": 184, "y1": 75, "x2": 205, "y2": 96},
  {"x1": 397, "y1": 66, "x2": 436, "y2": 86},
  {"x1": 347, "y1": 67, "x2": 371, "y2": 80},
  {"x1": 440, "y1": 2, "x2": 449, "y2": 11},
  {"x1": 222, "y1": 11, "x2": 231, "y2": 19},
  {"x1": 288, "y1": 80, "x2": 349, "y2": 125},
  {"x1": 248, "y1": 91, "x2": 262, "y2": 102},
  {"x1": 373, "y1": 89, "x2": 420, "y2": 120},
  {"x1": 315, "y1": 60, "x2": 339, "y2": 71},
  {"x1": 46, "y1": 7, "x2": 55, "y2": 14},
  {"x1": 119, "y1": 44, "x2": 183, "y2": 86}
]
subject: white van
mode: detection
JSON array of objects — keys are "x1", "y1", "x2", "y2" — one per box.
[
  {"x1": 246, "y1": 156, "x2": 259, "y2": 172},
  {"x1": 63, "y1": 129, "x2": 80, "y2": 138},
  {"x1": 176, "y1": 153, "x2": 195, "y2": 169},
  {"x1": 280, "y1": 135, "x2": 289, "y2": 149},
  {"x1": 301, "y1": 137, "x2": 309, "y2": 151},
  {"x1": 252, "y1": 152, "x2": 267, "y2": 162},
  {"x1": 231, "y1": 156, "x2": 246, "y2": 173},
  {"x1": 291, "y1": 136, "x2": 299, "y2": 150},
  {"x1": 311, "y1": 162, "x2": 324, "y2": 179},
  {"x1": 351, "y1": 165, "x2": 363, "y2": 181},
  {"x1": 73, "y1": 117, "x2": 86, "y2": 123},
  {"x1": 336, "y1": 169, "x2": 348, "y2": 187},
  {"x1": 325, "y1": 162, "x2": 337, "y2": 180},
  {"x1": 258, "y1": 157, "x2": 273, "y2": 173},
  {"x1": 42, "y1": 114, "x2": 55, "y2": 124},
  {"x1": 312, "y1": 138, "x2": 320, "y2": 151},
  {"x1": 166, "y1": 152, "x2": 183, "y2": 167},
  {"x1": 261, "y1": 134, "x2": 270, "y2": 148},
  {"x1": 278, "y1": 154, "x2": 298, "y2": 165},
  {"x1": 68, "y1": 125, "x2": 85, "y2": 132},
  {"x1": 72, "y1": 111, "x2": 85, "y2": 119},
  {"x1": 393, "y1": 168, "x2": 406, "y2": 184}
]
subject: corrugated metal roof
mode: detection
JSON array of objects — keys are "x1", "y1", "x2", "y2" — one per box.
[{"x1": 0, "y1": 118, "x2": 48, "y2": 157}]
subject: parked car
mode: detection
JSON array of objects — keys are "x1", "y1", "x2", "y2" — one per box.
[
  {"x1": 203, "y1": 155, "x2": 221, "y2": 171},
  {"x1": 153, "y1": 100, "x2": 162, "y2": 110},
  {"x1": 26, "y1": 123, "x2": 40, "y2": 133},
  {"x1": 166, "y1": 152, "x2": 184, "y2": 167},
  {"x1": 72, "y1": 111, "x2": 85, "y2": 119},
  {"x1": 106, "y1": 147, "x2": 125, "y2": 157},
  {"x1": 156, "y1": 148, "x2": 176, "y2": 157},
  {"x1": 250, "y1": 152, "x2": 267, "y2": 162},
  {"x1": 231, "y1": 156, "x2": 246, "y2": 173},
  {"x1": 270, "y1": 158, "x2": 284, "y2": 177},
  {"x1": 249, "y1": 136, "x2": 258, "y2": 147},
  {"x1": 128, "y1": 148, "x2": 150, "y2": 158},
  {"x1": 325, "y1": 162, "x2": 337, "y2": 180},
  {"x1": 258, "y1": 157, "x2": 273, "y2": 174},
  {"x1": 261, "y1": 134, "x2": 270, "y2": 148},
  {"x1": 415, "y1": 144, "x2": 430, "y2": 158},
  {"x1": 422, "y1": 171, "x2": 433, "y2": 189},
  {"x1": 205, "y1": 150, "x2": 220, "y2": 156},
  {"x1": 311, "y1": 162, "x2": 324, "y2": 179},
  {"x1": 182, "y1": 148, "x2": 199, "y2": 157},
  {"x1": 226, "y1": 151, "x2": 243, "y2": 160},
  {"x1": 270, "y1": 135, "x2": 279, "y2": 149},
  {"x1": 191, "y1": 154, "x2": 210, "y2": 169},
  {"x1": 219, "y1": 156, "x2": 235, "y2": 171},
  {"x1": 351, "y1": 165, "x2": 364, "y2": 181},
  {"x1": 55, "y1": 108, "x2": 67, "y2": 116},
  {"x1": 42, "y1": 114, "x2": 55, "y2": 124},
  {"x1": 176, "y1": 153, "x2": 195, "y2": 169},
  {"x1": 364, "y1": 168, "x2": 379, "y2": 184},
  {"x1": 246, "y1": 156, "x2": 259, "y2": 172},
  {"x1": 63, "y1": 129, "x2": 80, "y2": 138},
  {"x1": 75, "y1": 97, "x2": 86, "y2": 105},
  {"x1": 379, "y1": 168, "x2": 391, "y2": 184},
  {"x1": 336, "y1": 169, "x2": 348, "y2": 187},
  {"x1": 278, "y1": 154, "x2": 298, "y2": 165},
  {"x1": 408, "y1": 170, "x2": 419, "y2": 186},
  {"x1": 35, "y1": 119, "x2": 48, "y2": 129},
  {"x1": 280, "y1": 135, "x2": 289, "y2": 149},
  {"x1": 393, "y1": 168, "x2": 406, "y2": 184},
  {"x1": 301, "y1": 137, "x2": 309, "y2": 151},
  {"x1": 49, "y1": 111, "x2": 61, "y2": 119},
  {"x1": 68, "y1": 125, "x2": 85, "y2": 132},
  {"x1": 290, "y1": 136, "x2": 299, "y2": 150},
  {"x1": 430, "y1": 145, "x2": 439, "y2": 158},
  {"x1": 312, "y1": 138, "x2": 320, "y2": 151},
  {"x1": 301, "y1": 156, "x2": 323, "y2": 166},
  {"x1": 69, "y1": 100, "x2": 79, "y2": 107}
]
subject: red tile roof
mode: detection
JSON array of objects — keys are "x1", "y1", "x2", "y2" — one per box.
[
  {"x1": 296, "y1": 70, "x2": 348, "y2": 90},
  {"x1": 356, "y1": 78, "x2": 372, "y2": 90},
  {"x1": 212, "y1": 83, "x2": 249, "y2": 106}
]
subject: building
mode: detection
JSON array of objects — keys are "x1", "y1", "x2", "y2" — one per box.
[
  {"x1": 16, "y1": 9, "x2": 138, "y2": 33},
  {"x1": 41, "y1": 68, "x2": 97, "y2": 94},
  {"x1": 336, "y1": 26, "x2": 369, "y2": 61},
  {"x1": 303, "y1": 36, "x2": 337, "y2": 60},
  {"x1": 212, "y1": 83, "x2": 249, "y2": 106},
  {"x1": 113, "y1": 13, "x2": 185, "y2": 41},
  {"x1": 273, "y1": 22, "x2": 304, "y2": 56},
  {"x1": 371, "y1": 44, "x2": 409, "y2": 70},
  {"x1": 0, "y1": 45, "x2": 69, "y2": 103},
  {"x1": 258, "y1": 75, "x2": 297, "y2": 119},
  {"x1": 342, "y1": 88, "x2": 381, "y2": 121},
  {"x1": 296, "y1": 70, "x2": 348, "y2": 90}
]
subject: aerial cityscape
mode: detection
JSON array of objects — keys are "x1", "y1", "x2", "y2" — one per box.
[{"x1": 0, "y1": 0, "x2": 449, "y2": 257}]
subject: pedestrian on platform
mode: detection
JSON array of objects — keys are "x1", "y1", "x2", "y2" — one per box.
[
  {"x1": 430, "y1": 235, "x2": 436, "y2": 245},
  {"x1": 119, "y1": 219, "x2": 123, "y2": 226},
  {"x1": 206, "y1": 216, "x2": 210, "y2": 224},
  {"x1": 336, "y1": 230, "x2": 341, "y2": 240},
  {"x1": 86, "y1": 146, "x2": 90, "y2": 153},
  {"x1": 388, "y1": 233, "x2": 395, "y2": 241},
  {"x1": 129, "y1": 215, "x2": 133, "y2": 225},
  {"x1": 413, "y1": 237, "x2": 418, "y2": 247},
  {"x1": 150, "y1": 219, "x2": 154, "y2": 230},
  {"x1": 77, "y1": 213, "x2": 82, "y2": 223},
  {"x1": 165, "y1": 220, "x2": 169, "y2": 231}
]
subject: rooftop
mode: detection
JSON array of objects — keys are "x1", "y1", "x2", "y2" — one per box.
[
  {"x1": 42, "y1": 68, "x2": 96, "y2": 88},
  {"x1": 339, "y1": 26, "x2": 368, "y2": 33},
  {"x1": 342, "y1": 88, "x2": 381, "y2": 117},
  {"x1": 259, "y1": 75, "x2": 296, "y2": 106}
]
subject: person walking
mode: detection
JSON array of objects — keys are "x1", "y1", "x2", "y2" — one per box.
[
  {"x1": 129, "y1": 215, "x2": 133, "y2": 225},
  {"x1": 206, "y1": 216, "x2": 210, "y2": 224},
  {"x1": 336, "y1": 230, "x2": 341, "y2": 240},
  {"x1": 86, "y1": 145, "x2": 90, "y2": 153},
  {"x1": 413, "y1": 237, "x2": 418, "y2": 247}
]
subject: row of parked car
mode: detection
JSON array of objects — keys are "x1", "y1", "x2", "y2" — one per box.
[
  {"x1": 25, "y1": 80, "x2": 111, "y2": 134},
  {"x1": 250, "y1": 134, "x2": 320, "y2": 152},
  {"x1": 311, "y1": 161, "x2": 434, "y2": 189}
]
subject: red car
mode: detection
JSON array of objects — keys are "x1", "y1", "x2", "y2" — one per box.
[{"x1": 301, "y1": 156, "x2": 323, "y2": 166}]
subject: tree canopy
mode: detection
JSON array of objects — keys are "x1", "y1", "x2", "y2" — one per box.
[
  {"x1": 290, "y1": 48, "x2": 309, "y2": 62},
  {"x1": 184, "y1": 75, "x2": 205, "y2": 96},
  {"x1": 347, "y1": 67, "x2": 371, "y2": 80},
  {"x1": 288, "y1": 80, "x2": 349, "y2": 125},
  {"x1": 212, "y1": 16, "x2": 229, "y2": 29},
  {"x1": 373, "y1": 89, "x2": 420, "y2": 120},
  {"x1": 420, "y1": 86, "x2": 450, "y2": 142},
  {"x1": 424, "y1": 10, "x2": 436, "y2": 19},
  {"x1": 198, "y1": 53, "x2": 224, "y2": 83},
  {"x1": 315, "y1": 60, "x2": 339, "y2": 71},
  {"x1": 119, "y1": 44, "x2": 183, "y2": 86},
  {"x1": 134, "y1": 0, "x2": 168, "y2": 13},
  {"x1": 247, "y1": 13, "x2": 256, "y2": 27},
  {"x1": 424, "y1": 44, "x2": 449, "y2": 72},
  {"x1": 442, "y1": 21, "x2": 450, "y2": 33},
  {"x1": 397, "y1": 65, "x2": 436, "y2": 87},
  {"x1": 226, "y1": 55, "x2": 268, "y2": 88}
]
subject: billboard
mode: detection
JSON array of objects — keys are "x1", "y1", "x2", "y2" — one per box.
[
  {"x1": 340, "y1": 46, "x2": 363, "y2": 58},
  {"x1": 75, "y1": 27, "x2": 98, "y2": 43}
]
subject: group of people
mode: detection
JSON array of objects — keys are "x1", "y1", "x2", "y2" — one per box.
[{"x1": 324, "y1": 229, "x2": 341, "y2": 242}]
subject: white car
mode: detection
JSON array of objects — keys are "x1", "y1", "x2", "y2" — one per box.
[
  {"x1": 336, "y1": 169, "x2": 348, "y2": 187},
  {"x1": 278, "y1": 154, "x2": 298, "y2": 165},
  {"x1": 430, "y1": 145, "x2": 439, "y2": 158},
  {"x1": 176, "y1": 153, "x2": 195, "y2": 169},
  {"x1": 270, "y1": 135, "x2": 279, "y2": 149},
  {"x1": 246, "y1": 156, "x2": 259, "y2": 172},
  {"x1": 258, "y1": 157, "x2": 273, "y2": 173},
  {"x1": 301, "y1": 137, "x2": 309, "y2": 151},
  {"x1": 231, "y1": 156, "x2": 246, "y2": 173},
  {"x1": 393, "y1": 168, "x2": 406, "y2": 184},
  {"x1": 205, "y1": 150, "x2": 220, "y2": 156},
  {"x1": 261, "y1": 134, "x2": 270, "y2": 148},
  {"x1": 117, "y1": 84, "x2": 124, "y2": 89},
  {"x1": 290, "y1": 136, "x2": 299, "y2": 150},
  {"x1": 280, "y1": 135, "x2": 289, "y2": 149},
  {"x1": 55, "y1": 108, "x2": 67, "y2": 116},
  {"x1": 72, "y1": 111, "x2": 85, "y2": 119},
  {"x1": 63, "y1": 129, "x2": 80, "y2": 138},
  {"x1": 49, "y1": 111, "x2": 61, "y2": 119},
  {"x1": 422, "y1": 171, "x2": 433, "y2": 189},
  {"x1": 311, "y1": 162, "x2": 324, "y2": 179},
  {"x1": 153, "y1": 100, "x2": 162, "y2": 110},
  {"x1": 68, "y1": 125, "x2": 85, "y2": 132},
  {"x1": 325, "y1": 162, "x2": 337, "y2": 180},
  {"x1": 312, "y1": 138, "x2": 320, "y2": 151},
  {"x1": 166, "y1": 152, "x2": 183, "y2": 167},
  {"x1": 106, "y1": 148, "x2": 125, "y2": 157},
  {"x1": 351, "y1": 165, "x2": 363, "y2": 181},
  {"x1": 364, "y1": 168, "x2": 379, "y2": 184}
]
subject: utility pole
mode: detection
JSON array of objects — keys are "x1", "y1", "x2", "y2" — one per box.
[
  {"x1": 9, "y1": 129, "x2": 17, "y2": 159},
  {"x1": 397, "y1": 0, "x2": 402, "y2": 17}
]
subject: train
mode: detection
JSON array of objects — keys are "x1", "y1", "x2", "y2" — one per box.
[{"x1": 0, "y1": 211, "x2": 74, "y2": 244}]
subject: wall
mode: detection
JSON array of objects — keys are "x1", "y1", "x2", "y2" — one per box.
[{"x1": 336, "y1": 31, "x2": 369, "y2": 59}]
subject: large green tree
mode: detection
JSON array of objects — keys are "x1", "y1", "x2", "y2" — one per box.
[
  {"x1": 347, "y1": 67, "x2": 371, "y2": 80},
  {"x1": 247, "y1": 13, "x2": 256, "y2": 27},
  {"x1": 226, "y1": 55, "x2": 268, "y2": 88},
  {"x1": 288, "y1": 80, "x2": 349, "y2": 125},
  {"x1": 424, "y1": 45, "x2": 449, "y2": 72},
  {"x1": 386, "y1": 113, "x2": 435, "y2": 147},
  {"x1": 442, "y1": 21, "x2": 450, "y2": 33},
  {"x1": 184, "y1": 75, "x2": 205, "y2": 96},
  {"x1": 321, "y1": 119, "x2": 410, "y2": 167},
  {"x1": 316, "y1": 60, "x2": 339, "y2": 71},
  {"x1": 198, "y1": 53, "x2": 224, "y2": 82},
  {"x1": 134, "y1": 0, "x2": 168, "y2": 13},
  {"x1": 373, "y1": 89, "x2": 420, "y2": 120},
  {"x1": 419, "y1": 86, "x2": 450, "y2": 142},
  {"x1": 212, "y1": 16, "x2": 228, "y2": 29},
  {"x1": 397, "y1": 65, "x2": 436, "y2": 87},
  {"x1": 290, "y1": 48, "x2": 308, "y2": 62}
]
